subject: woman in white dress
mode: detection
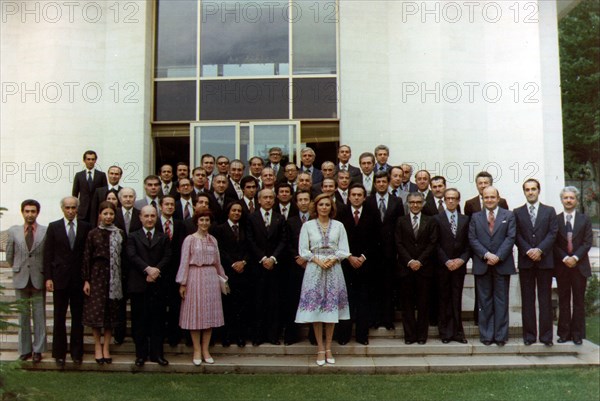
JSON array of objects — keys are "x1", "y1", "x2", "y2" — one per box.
[{"x1": 295, "y1": 193, "x2": 351, "y2": 366}]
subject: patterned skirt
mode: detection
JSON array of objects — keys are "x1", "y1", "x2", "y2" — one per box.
[{"x1": 179, "y1": 265, "x2": 224, "y2": 330}]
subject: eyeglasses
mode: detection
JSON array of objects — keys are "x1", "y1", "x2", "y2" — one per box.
[{"x1": 217, "y1": 161, "x2": 229, "y2": 165}]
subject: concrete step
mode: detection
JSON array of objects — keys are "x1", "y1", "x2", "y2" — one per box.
[{"x1": 1, "y1": 338, "x2": 597, "y2": 373}]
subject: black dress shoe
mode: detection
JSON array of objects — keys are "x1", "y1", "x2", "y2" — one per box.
[
  {"x1": 574, "y1": 339, "x2": 583, "y2": 345},
  {"x1": 542, "y1": 341, "x2": 553, "y2": 347},
  {"x1": 150, "y1": 357, "x2": 169, "y2": 366},
  {"x1": 32, "y1": 353, "x2": 42, "y2": 363},
  {"x1": 56, "y1": 358, "x2": 66, "y2": 366},
  {"x1": 385, "y1": 324, "x2": 396, "y2": 331},
  {"x1": 357, "y1": 339, "x2": 369, "y2": 345},
  {"x1": 482, "y1": 340, "x2": 492, "y2": 346},
  {"x1": 103, "y1": 358, "x2": 112, "y2": 364},
  {"x1": 457, "y1": 338, "x2": 468, "y2": 344},
  {"x1": 284, "y1": 340, "x2": 297, "y2": 346},
  {"x1": 441, "y1": 339, "x2": 451, "y2": 344},
  {"x1": 524, "y1": 340, "x2": 534, "y2": 346},
  {"x1": 337, "y1": 340, "x2": 348, "y2": 345},
  {"x1": 270, "y1": 340, "x2": 281, "y2": 345},
  {"x1": 252, "y1": 341, "x2": 262, "y2": 347},
  {"x1": 113, "y1": 338, "x2": 124, "y2": 345},
  {"x1": 405, "y1": 340, "x2": 415, "y2": 345},
  {"x1": 18, "y1": 353, "x2": 32, "y2": 361},
  {"x1": 96, "y1": 358, "x2": 104, "y2": 365},
  {"x1": 557, "y1": 337, "x2": 570, "y2": 344},
  {"x1": 496, "y1": 341, "x2": 506, "y2": 347},
  {"x1": 72, "y1": 358, "x2": 82, "y2": 365},
  {"x1": 135, "y1": 358, "x2": 145, "y2": 367},
  {"x1": 417, "y1": 340, "x2": 426, "y2": 345},
  {"x1": 237, "y1": 340, "x2": 246, "y2": 348},
  {"x1": 222, "y1": 340, "x2": 231, "y2": 347}
]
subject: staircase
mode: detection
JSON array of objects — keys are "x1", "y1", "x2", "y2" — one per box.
[{"x1": 1, "y1": 265, "x2": 598, "y2": 373}]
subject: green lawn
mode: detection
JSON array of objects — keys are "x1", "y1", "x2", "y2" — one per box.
[
  {"x1": 1, "y1": 368, "x2": 599, "y2": 401},
  {"x1": 588, "y1": 313, "x2": 600, "y2": 345}
]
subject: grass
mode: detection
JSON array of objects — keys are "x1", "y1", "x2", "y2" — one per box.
[
  {"x1": 1, "y1": 368, "x2": 599, "y2": 401},
  {"x1": 587, "y1": 313, "x2": 600, "y2": 345}
]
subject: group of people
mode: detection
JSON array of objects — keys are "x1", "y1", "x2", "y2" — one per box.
[{"x1": 6, "y1": 145, "x2": 593, "y2": 367}]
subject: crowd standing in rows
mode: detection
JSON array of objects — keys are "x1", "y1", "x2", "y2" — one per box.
[{"x1": 6, "y1": 145, "x2": 593, "y2": 367}]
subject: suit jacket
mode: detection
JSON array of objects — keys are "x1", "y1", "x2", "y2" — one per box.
[
  {"x1": 114, "y1": 207, "x2": 142, "y2": 236},
  {"x1": 72, "y1": 169, "x2": 107, "y2": 220},
  {"x1": 401, "y1": 181, "x2": 418, "y2": 193},
  {"x1": 173, "y1": 198, "x2": 195, "y2": 221},
  {"x1": 265, "y1": 162, "x2": 286, "y2": 182},
  {"x1": 553, "y1": 212, "x2": 593, "y2": 278},
  {"x1": 302, "y1": 166, "x2": 323, "y2": 184},
  {"x1": 155, "y1": 218, "x2": 186, "y2": 282},
  {"x1": 6, "y1": 224, "x2": 47, "y2": 289},
  {"x1": 212, "y1": 221, "x2": 251, "y2": 279},
  {"x1": 464, "y1": 195, "x2": 509, "y2": 217},
  {"x1": 160, "y1": 181, "x2": 179, "y2": 198},
  {"x1": 43, "y1": 219, "x2": 92, "y2": 290},
  {"x1": 468, "y1": 208, "x2": 516, "y2": 276},
  {"x1": 395, "y1": 214, "x2": 439, "y2": 277},
  {"x1": 134, "y1": 197, "x2": 162, "y2": 217},
  {"x1": 340, "y1": 204, "x2": 380, "y2": 267},
  {"x1": 126, "y1": 228, "x2": 172, "y2": 294},
  {"x1": 351, "y1": 174, "x2": 375, "y2": 195},
  {"x1": 245, "y1": 210, "x2": 288, "y2": 274},
  {"x1": 366, "y1": 194, "x2": 404, "y2": 260},
  {"x1": 335, "y1": 164, "x2": 361, "y2": 178},
  {"x1": 273, "y1": 201, "x2": 299, "y2": 221},
  {"x1": 90, "y1": 185, "x2": 123, "y2": 226},
  {"x1": 225, "y1": 178, "x2": 244, "y2": 200},
  {"x1": 514, "y1": 203, "x2": 558, "y2": 270},
  {"x1": 435, "y1": 212, "x2": 471, "y2": 268},
  {"x1": 211, "y1": 193, "x2": 237, "y2": 224}
]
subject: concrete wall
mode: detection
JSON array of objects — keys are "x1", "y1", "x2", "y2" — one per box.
[
  {"x1": 339, "y1": 0, "x2": 566, "y2": 211},
  {"x1": 1, "y1": 1, "x2": 153, "y2": 227}
]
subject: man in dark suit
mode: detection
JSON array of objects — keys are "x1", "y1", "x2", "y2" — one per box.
[
  {"x1": 468, "y1": 186, "x2": 516, "y2": 346},
  {"x1": 174, "y1": 162, "x2": 189, "y2": 187},
  {"x1": 280, "y1": 162, "x2": 299, "y2": 190},
  {"x1": 212, "y1": 201, "x2": 252, "y2": 347},
  {"x1": 395, "y1": 192, "x2": 438, "y2": 344},
  {"x1": 245, "y1": 188, "x2": 288, "y2": 345},
  {"x1": 112, "y1": 187, "x2": 142, "y2": 344},
  {"x1": 126, "y1": 205, "x2": 172, "y2": 367},
  {"x1": 351, "y1": 152, "x2": 376, "y2": 196},
  {"x1": 274, "y1": 182, "x2": 298, "y2": 220},
  {"x1": 134, "y1": 175, "x2": 162, "y2": 215},
  {"x1": 90, "y1": 165, "x2": 123, "y2": 226},
  {"x1": 366, "y1": 171, "x2": 404, "y2": 329},
  {"x1": 248, "y1": 156, "x2": 264, "y2": 186},
  {"x1": 43, "y1": 196, "x2": 92, "y2": 366},
  {"x1": 225, "y1": 160, "x2": 245, "y2": 200},
  {"x1": 414, "y1": 170, "x2": 437, "y2": 216},
  {"x1": 156, "y1": 196, "x2": 187, "y2": 347},
  {"x1": 240, "y1": 176, "x2": 259, "y2": 217},
  {"x1": 283, "y1": 190, "x2": 312, "y2": 345},
  {"x1": 389, "y1": 166, "x2": 409, "y2": 213},
  {"x1": 191, "y1": 167, "x2": 209, "y2": 196},
  {"x1": 265, "y1": 147, "x2": 286, "y2": 182},
  {"x1": 337, "y1": 183, "x2": 379, "y2": 345},
  {"x1": 72, "y1": 150, "x2": 107, "y2": 222},
  {"x1": 464, "y1": 171, "x2": 509, "y2": 217},
  {"x1": 463, "y1": 171, "x2": 509, "y2": 325},
  {"x1": 514, "y1": 179, "x2": 558, "y2": 346},
  {"x1": 400, "y1": 163, "x2": 418, "y2": 193},
  {"x1": 6, "y1": 199, "x2": 47, "y2": 363},
  {"x1": 435, "y1": 188, "x2": 471, "y2": 343},
  {"x1": 335, "y1": 170, "x2": 352, "y2": 206},
  {"x1": 173, "y1": 178, "x2": 195, "y2": 221},
  {"x1": 159, "y1": 164, "x2": 178, "y2": 199},
  {"x1": 374, "y1": 144, "x2": 392, "y2": 173},
  {"x1": 300, "y1": 147, "x2": 323, "y2": 185},
  {"x1": 554, "y1": 186, "x2": 593, "y2": 345},
  {"x1": 335, "y1": 144, "x2": 361, "y2": 178},
  {"x1": 211, "y1": 173, "x2": 236, "y2": 224}
]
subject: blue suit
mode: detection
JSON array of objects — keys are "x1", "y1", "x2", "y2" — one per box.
[
  {"x1": 468, "y1": 208, "x2": 516, "y2": 343},
  {"x1": 514, "y1": 203, "x2": 558, "y2": 343}
]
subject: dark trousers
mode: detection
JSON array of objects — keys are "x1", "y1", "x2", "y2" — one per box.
[
  {"x1": 52, "y1": 285, "x2": 84, "y2": 360},
  {"x1": 113, "y1": 296, "x2": 128, "y2": 342},
  {"x1": 555, "y1": 266, "x2": 588, "y2": 341},
  {"x1": 370, "y1": 261, "x2": 395, "y2": 326},
  {"x1": 223, "y1": 273, "x2": 252, "y2": 343},
  {"x1": 165, "y1": 281, "x2": 183, "y2": 346},
  {"x1": 519, "y1": 267, "x2": 553, "y2": 343},
  {"x1": 130, "y1": 284, "x2": 166, "y2": 360},
  {"x1": 438, "y1": 267, "x2": 466, "y2": 340},
  {"x1": 400, "y1": 272, "x2": 430, "y2": 342},
  {"x1": 476, "y1": 269, "x2": 510, "y2": 342},
  {"x1": 337, "y1": 266, "x2": 370, "y2": 343},
  {"x1": 253, "y1": 271, "x2": 281, "y2": 343},
  {"x1": 283, "y1": 266, "x2": 304, "y2": 343}
]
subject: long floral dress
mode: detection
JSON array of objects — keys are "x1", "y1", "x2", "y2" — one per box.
[{"x1": 295, "y1": 219, "x2": 351, "y2": 323}]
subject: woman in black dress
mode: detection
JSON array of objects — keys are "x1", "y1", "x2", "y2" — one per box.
[{"x1": 83, "y1": 201, "x2": 125, "y2": 364}]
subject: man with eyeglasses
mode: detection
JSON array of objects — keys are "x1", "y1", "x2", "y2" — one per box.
[
  {"x1": 265, "y1": 147, "x2": 286, "y2": 182},
  {"x1": 174, "y1": 178, "x2": 195, "y2": 221}
]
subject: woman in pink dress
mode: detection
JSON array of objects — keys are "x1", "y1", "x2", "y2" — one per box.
[{"x1": 176, "y1": 211, "x2": 227, "y2": 366}]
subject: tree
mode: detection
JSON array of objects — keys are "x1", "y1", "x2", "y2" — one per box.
[{"x1": 559, "y1": 0, "x2": 600, "y2": 181}]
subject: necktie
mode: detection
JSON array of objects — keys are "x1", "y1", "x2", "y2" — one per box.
[
  {"x1": 379, "y1": 197, "x2": 386, "y2": 222},
  {"x1": 529, "y1": 204, "x2": 536, "y2": 226},
  {"x1": 218, "y1": 196, "x2": 224, "y2": 208},
  {"x1": 183, "y1": 201, "x2": 191, "y2": 219},
  {"x1": 379, "y1": 166, "x2": 384, "y2": 171},
  {"x1": 353, "y1": 209, "x2": 360, "y2": 225},
  {"x1": 488, "y1": 210, "x2": 495, "y2": 234},
  {"x1": 150, "y1": 200, "x2": 157, "y2": 211},
  {"x1": 273, "y1": 164, "x2": 279, "y2": 175},
  {"x1": 341, "y1": 191, "x2": 347, "y2": 204},
  {"x1": 566, "y1": 214, "x2": 573, "y2": 254},
  {"x1": 341, "y1": 164, "x2": 347, "y2": 171},
  {"x1": 307, "y1": 168, "x2": 312, "y2": 175},
  {"x1": 392, "y1": 189, "x2": 397, "y2": 197},
  {"x1": 282, "y1": 206, "x2": 287, "y2": 218},
  {"x1": 301, "y1": 214, "x2": 307, "y2": 224},
  {"x1": 234, "y1": 182, "x2": 242, "y2": 199},
  {"x1": 264, "y1": 211, "x2": 270, "y2": 227},
  {"x1": 249, "y1": 200, "x2": 255, "y2": 213},
  {"x1": 25, "y1": 225, "x2": 34, "y2": 251},
  {"x1": 232, "y1": 224, "x2": 239, "y2": 241},
  {"x1": 438, "y1": 199, "x2": 444, "y2": 213},
  {"x1": 164, "y1": 184, "x2": 169, "y2": 195},
  {"x1": 365, "y1": 176, "x2": 371, "y2": 187},
  {"x1": 412, "y1": 215, "x2": 419, "y2": 236},
  {"x1": 164, "y1": 220, "x2": 172, "y2": 240},
  {"x1": 68, "y1": 221, "x2": 76, "y2": 250},
  {"x1": 450, "y1": 213, "x2": 457, "y2": 237},
  {"x1": 146, "y1": 230, "x2": 152, "y2": 245},
  {"x1": 87, "y1": 171, "x2": 93, "y2": 190},
  {"x1": 124, "y1": 210, "x2": 131, "y2": 234}
]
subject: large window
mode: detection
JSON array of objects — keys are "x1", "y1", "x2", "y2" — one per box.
[{"x1": 153, "y1": 0, "x2": 339, "y2": 122}]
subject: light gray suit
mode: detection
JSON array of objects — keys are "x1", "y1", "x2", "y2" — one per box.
[{"x1": 6, "y1": 224, "x2": 48, "y2": 355}]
